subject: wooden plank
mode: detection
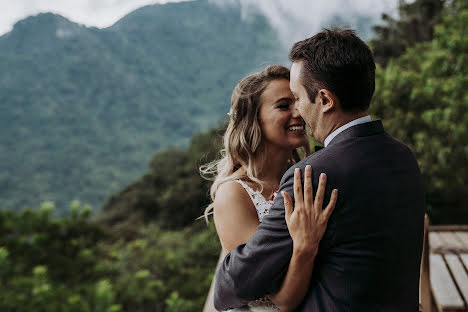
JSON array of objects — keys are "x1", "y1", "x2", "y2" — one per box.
[
  {"x1": 444, "y1": 254, "x2": 468, "y2": 306},
  {"x1": 430, "y1": 254, "x2": 465, "y2": 311},
  {"x1": 431, "y1": 225, "x2": 468, "y2": 231},
  {"x1": 455, "y1": 232, "x2": 468, "y2": 250},
  {"x1": 461, "y1": 254, "x2": 468, "y2": 271},
  {"x1": 439, "y1": 232, "x2": 467, "y2": 251},
  {"x1": 430, "y1": 232, "x2": 447, "y2": 252}
]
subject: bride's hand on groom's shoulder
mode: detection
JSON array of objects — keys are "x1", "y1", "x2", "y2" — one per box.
[{"x1": 282, "y1": 165, "x2": 338, "y2": 257}]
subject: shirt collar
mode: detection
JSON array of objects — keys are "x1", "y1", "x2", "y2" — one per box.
[{"x1": 324, "y1": 115, "x2": 372, "y2": 147}]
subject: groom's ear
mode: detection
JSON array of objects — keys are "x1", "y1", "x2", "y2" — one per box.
[{"x1": 318, "y1": 89, "x2": 338, "y2": 113}]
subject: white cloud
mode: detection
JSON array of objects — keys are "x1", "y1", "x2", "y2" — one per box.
[
  {"x1": 0, "y1": 0, "x2": 192, "y2": 35},
  {"x1": 0, "y1": 0, "x2": 400, "y2": 43},
  {"x1": 209, "y1": 0, "x2": 399, "y2": 47}
]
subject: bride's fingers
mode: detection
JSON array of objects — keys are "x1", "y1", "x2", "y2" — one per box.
[
  {"x1": 323, "y1": 189, "x2": 338, "y2": 220},
  {"x1": 283, "y1": 191, "x2": 293, "y2": 224},
  {"x1": 303, "y1": 165, "x2": 313, "y2": 211},
  {"x1": 314, "y1": 173, "x2": 327, "y2": 213},
  {"x1": 293, "y1": 168, "x2": 303, "y2": 209}
]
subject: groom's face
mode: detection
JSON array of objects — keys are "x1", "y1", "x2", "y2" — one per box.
[{"x1": 290, "y1": 61, "x2": 320, "y2": 140}]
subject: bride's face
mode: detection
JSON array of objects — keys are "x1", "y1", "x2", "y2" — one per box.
[{"x1": 258, "y1": 79, "x2": 308, "y2": 153}]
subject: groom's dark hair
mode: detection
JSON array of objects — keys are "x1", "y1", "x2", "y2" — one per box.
[{"x1": 289, "y1": 28, "x2": 376, "y2": 113}]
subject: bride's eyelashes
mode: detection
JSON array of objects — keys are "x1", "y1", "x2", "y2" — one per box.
[
  {"x1": 276, "y1": 103, "x2": 290, "y2": 110},
  {"x1": 274, "y1": 98, "x2": 294, "y2": 110}
]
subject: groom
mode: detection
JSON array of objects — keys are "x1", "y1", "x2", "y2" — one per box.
[{"x1": 214, "y1": 28, "x2": 425, "y2": 311}]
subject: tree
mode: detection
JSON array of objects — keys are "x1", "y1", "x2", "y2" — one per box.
[
  {"x1": 370, "y1": 0, "x2": 445, "y2": 66},
  {"x1": 371, "y1": 8, "x2": 468, "y2": 224},
  {"x1": 97, "y1": 125, "x2": 225, "y2": 237}
]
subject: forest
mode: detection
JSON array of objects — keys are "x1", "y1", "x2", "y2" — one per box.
[{"x1": 1, "y1": 0, "x2": 467, "y2": 310}]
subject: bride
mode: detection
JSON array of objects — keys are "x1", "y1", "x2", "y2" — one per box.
[{"x1": 201, "y1": 65, "x2": 338, "y2": 311}]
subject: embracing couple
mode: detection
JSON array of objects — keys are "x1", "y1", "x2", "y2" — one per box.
[{"x1": 201, "y1": 28, "x2": 425, "y2": 312}]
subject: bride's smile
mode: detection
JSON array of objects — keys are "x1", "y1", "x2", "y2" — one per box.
[{"x1": 258, "y1": 79, "x2": 308, "y2": 153}]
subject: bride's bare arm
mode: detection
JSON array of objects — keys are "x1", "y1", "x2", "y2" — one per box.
[
  {"x1": 269, "y1": 165, "x2": 338, "y2": 312},
  {"x1": 213, "y1": 181, "x2": 260, "y2": 254}
]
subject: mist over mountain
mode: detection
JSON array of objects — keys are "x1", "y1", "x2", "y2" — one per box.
[
  {"x1": 0, "y1": 0, "x2": 377, "y2": 213},
  {"x1": 209, "y1": 0, "x2": 396, "y2": 47}
]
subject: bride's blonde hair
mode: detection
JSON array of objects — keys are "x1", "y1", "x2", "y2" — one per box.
[{"x1": 200, "y1": 64, "x2": 310, "y2": 222}]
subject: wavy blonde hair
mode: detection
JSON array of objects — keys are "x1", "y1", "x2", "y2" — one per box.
[{"x1": 200, "y1": 65, "x2": 310, "y2": 222}]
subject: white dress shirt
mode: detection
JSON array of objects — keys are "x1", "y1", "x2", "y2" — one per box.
[{"x1": 324, "y1": 115, "x2": 372, "y2": 147}]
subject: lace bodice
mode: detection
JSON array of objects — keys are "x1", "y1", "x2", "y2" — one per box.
[{"x1": 234, "y1": 180, "x2": 277, "y2": 222}]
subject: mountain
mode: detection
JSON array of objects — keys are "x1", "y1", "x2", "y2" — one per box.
[
  {"x1": 0, "y1": 0, "x2": 284, "y2": 213},
  {"x1": 0, "y1": 0, "x2": 378, "y2": 214}
]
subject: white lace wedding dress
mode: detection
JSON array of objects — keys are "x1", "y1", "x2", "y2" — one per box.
[{"x1": 225, "y1": 180, "x2": 281, "y2": 312}]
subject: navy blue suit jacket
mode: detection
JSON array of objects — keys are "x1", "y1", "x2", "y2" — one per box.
[{"x1": 214, "y1": 120, "x2": 425, "y2": 311}]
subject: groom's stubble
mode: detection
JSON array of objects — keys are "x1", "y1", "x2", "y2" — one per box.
[
  {"x1": 290, "y1": 61, "x2": 320, "y2": 142},
  {"x1": 290, "y1": 60, "x2": 342, "y2": 144}
]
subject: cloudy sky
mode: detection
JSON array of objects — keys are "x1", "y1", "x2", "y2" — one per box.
[
  {"x1": 0, "y1": 0, "x2": 400, "y2": 39},
  {"x1": 210, "y1": 0, "x2": 399, "y2": 46},
  {"x1": 0, "y1": 0, "x2": 189, "y2": 35}
]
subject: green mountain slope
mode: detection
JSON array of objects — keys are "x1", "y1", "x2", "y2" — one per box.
[{"x1": 0, "y1": 0, "x2": 284, "y2": 212}]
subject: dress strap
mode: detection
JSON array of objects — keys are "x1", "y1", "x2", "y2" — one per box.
[
  {"x1": 234, "y1": 179, "x2": 273, "y2": 222},
  {"x1": 234, "y1": 179, "x2": 258, "y2": 203}
]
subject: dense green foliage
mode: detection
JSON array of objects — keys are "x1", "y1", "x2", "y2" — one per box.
[
  {"x1": 0, "y1": 123, "x2": 223, "y2": 311},
  {"x1": 0, "y1": 202, "x2": 220, "y2": 311},
  {"x1": 0, "y1": 0, "x2": 284, "y2": 213},
  {"x1": 370, "y1": 0, "x2": 445, "y2": 65},
  {"x1": 370, "y1": 0, "x2": 468, "y2": 66},
  {"x1": 1, "y1": 113, "x2": 224, "y2": 310},
  {"x1": 98, "y1": 125, "x2": 225, "y2": 236},
  {"x1": 371, "y1": 3, "x2": 468, "y2": 224}
]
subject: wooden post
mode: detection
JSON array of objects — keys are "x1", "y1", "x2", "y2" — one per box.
[{"x1": 420, "y1": 214, "x2": 431, "y2": 312}]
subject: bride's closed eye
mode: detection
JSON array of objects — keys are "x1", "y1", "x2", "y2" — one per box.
[
  {"x1": 276, "y1": 103, "x2": 290, "y2": 110},
  {"x1": 274, "y1": 98, "x2": 293, "y2": 110}
]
